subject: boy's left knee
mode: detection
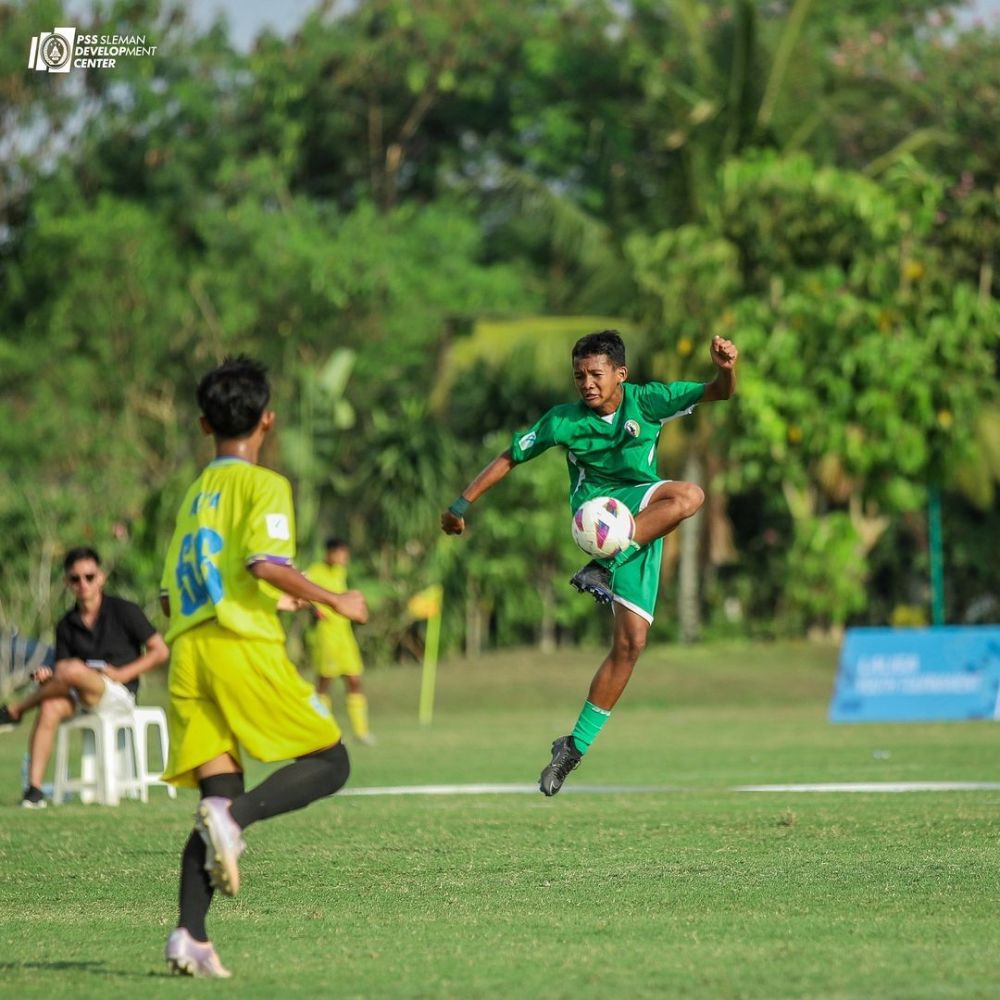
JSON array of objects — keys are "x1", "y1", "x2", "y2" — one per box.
[
  {"x1": 308, "y1": 742, "x2": 351, "y2": 796},
  {"x1": 620, "y1": 635, "x2": 647, "y2": 662},
  {"x1": 613, "y1": 625, "x2": 648, "y2": 663}
]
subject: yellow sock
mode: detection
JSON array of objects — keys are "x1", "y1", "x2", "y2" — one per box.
[
  {"x1": 346, "y1": 691, "x2": 370, "y2": 738},
  {"x1": 317, "y1": 691, "x2": 334, "y2": 713}
]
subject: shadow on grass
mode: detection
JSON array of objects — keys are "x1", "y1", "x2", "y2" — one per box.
[
  {"x1": 0, "y1": 961, "x2": 110, "y2": 972},
  {"x1": 0, "y1": 960, "x2": 159, "y2": 979}
]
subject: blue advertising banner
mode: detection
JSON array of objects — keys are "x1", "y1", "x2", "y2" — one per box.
[{"x1": 830, "y1": 626, "x2": 1000, "y2": 723}]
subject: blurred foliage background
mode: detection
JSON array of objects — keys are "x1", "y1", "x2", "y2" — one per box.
[{"x1": 0, "y1": 0, "x2": 997, "y2": 666}]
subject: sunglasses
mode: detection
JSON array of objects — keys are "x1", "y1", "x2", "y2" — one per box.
[{"x1": 68, "y1": 573, "x2": 97, "y2": 584}]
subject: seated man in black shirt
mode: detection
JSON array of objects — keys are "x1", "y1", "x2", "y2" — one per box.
[{"x1": 0, "y1": 546, "x2": 169, "y2": 807}]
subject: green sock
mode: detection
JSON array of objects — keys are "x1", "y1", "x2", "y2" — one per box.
[
  {"x1": 571, "y1": 700, "x2": 611, "y2": 755},
  {"x1": 605, "y1": 539, "x2": 640, "y2": 571}
]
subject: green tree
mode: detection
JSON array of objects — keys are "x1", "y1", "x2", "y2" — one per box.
[
  {"x1": 715, "y1": 153, "x2": 998, "y2": 628},
  {"x1": 0, "y1": 194, "x2": 196, "y2": 623}
]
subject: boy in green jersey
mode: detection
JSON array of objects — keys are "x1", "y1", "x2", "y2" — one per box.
[{"x1": 441, "y1": 330, "x2": 738, "y2": 795}]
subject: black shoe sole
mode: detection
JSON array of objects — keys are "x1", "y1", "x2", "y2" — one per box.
[{"x1": 570, "y1": 580, "x2": 613, "y2": 605}]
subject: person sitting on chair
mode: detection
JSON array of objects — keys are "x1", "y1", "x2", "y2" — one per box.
[{"x1": 0, "y1": 546, "x2": 169, "y2": 807}]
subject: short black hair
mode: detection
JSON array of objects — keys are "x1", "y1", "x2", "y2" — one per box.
[
  {"x1": 572, "y1": 330, "x2": 626, "y2": 368},
  {"x1": 324, "y1": 537, "x2": 348, "y2": 552},
  {"x1": 197, "y1": 356, "x2": 271, "y2": 439},
  {"x1": 64, "y1": 546, "x2": 101, "y2": 572}
]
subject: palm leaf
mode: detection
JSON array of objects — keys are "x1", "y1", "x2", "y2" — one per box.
[
  {"x1": 495, "y1": 165, "x2": 632, "y2": 304},
  {"x1": 862, "y1": 128, "x2": 955, "y2": 177},
  {"x1": 721, "y1": 0, "x2": 758, "y2": 159},
  {"x1": 756, "y1": 0, "x2": 816, "y2": 131},
  {"x1": 430, "y1": 314, "x2": 638, "y2": 410}
]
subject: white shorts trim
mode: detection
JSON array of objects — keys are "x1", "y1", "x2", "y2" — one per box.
[
  {"x1": 638, "y1": 479, "x2": 671, "y2": 512},
  {"x1": 605, "y1": 479, "x2": 673, "y2": 625},
  {"x1": 660, "y1": 404, "x2": 697, "y2": 425},
  {"x1": 611, "y1": 595, "x2": 654, "y2": 625}
]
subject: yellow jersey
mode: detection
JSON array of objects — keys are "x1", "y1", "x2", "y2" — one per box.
[
  {"x1": 161, "y1": 458, "x2": 296, "y2": 644},
  {"x1": 304, "y1": 562, "x2": 353, "y2": 640}
]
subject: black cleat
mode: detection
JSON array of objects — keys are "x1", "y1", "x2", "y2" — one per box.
[
  {"x1": 569, "y1": 561, "x2": 613, "y2": 605},
  {"x1": 569, "y1": 559, "x2": 614, "y2": 604},
  {"x1": 0, "y1": 704, "x2": 21, "y2": 732},
  {"x1": 539, "y1": 736, "x2": 583, "y2": 797},
  {"x1": 21, "y1": 785, "x2": 47, "y2": 809}
]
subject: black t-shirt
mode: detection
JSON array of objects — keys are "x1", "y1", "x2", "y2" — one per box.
[{"x1": 54, "y1": 594, "x2": 157, "y2": 697}]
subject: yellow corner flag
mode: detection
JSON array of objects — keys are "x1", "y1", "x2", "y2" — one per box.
[
  {"x1": 409, "y1": 585, "x2": 443, "y2": 726},
  {"x1": 407, "y1": 585, "x2": 443, "y2": 621}
]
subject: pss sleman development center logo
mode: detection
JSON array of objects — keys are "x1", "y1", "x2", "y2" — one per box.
[{"x1": 28, "y1": 26, "x2": 156, "y2": 72}]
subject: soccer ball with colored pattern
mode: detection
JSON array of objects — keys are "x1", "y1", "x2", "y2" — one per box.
[{"x1": 571, "y1": 497, "x2": 635, "y2": 559}]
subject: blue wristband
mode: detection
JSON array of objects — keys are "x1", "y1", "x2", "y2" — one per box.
[{"x1": 448, "y1": 497, "x2": 471, "y2": 518}]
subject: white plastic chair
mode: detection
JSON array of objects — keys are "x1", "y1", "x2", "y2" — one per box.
[
  {"x1": 130, "y1": 706, "x2": 177, "y2": 803},
  {"x1": 52, "y1": 706, "x2": 176, "y2": 806}
]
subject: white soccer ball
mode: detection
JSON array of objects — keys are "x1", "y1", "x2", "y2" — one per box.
[{"x1": 571, "y1": 496, "x2": 635, "y2": 559}]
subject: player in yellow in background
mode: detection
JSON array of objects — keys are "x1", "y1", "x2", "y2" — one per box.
[
  {"x1": 305, "y1": 538, "x2": 375, "y2": 746},
  {"x1": 159, "y1": 356, "x2": 368, "y2": 979}
]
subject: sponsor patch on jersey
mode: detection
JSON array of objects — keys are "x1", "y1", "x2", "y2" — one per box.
[
  {"x1": 266, "y1": 513, "x2": 290, "y2": 540},
  {"x1": 518, "y1": 431, "x2": 537, "y2": 452},
  {"x1": 624, "y1": 419, "x2": 641, "y2": 438}
]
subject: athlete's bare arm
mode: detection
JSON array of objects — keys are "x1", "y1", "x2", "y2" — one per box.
[
  {"x1": 700, "y1": 336, "x2": 738, "y2": 403},
  {"x1": 441, "y1": 449, "x2": 516, "y2": 535}
]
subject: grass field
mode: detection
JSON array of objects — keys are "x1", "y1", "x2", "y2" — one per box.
[{"x1": 1, "y1": 640, "x2": 998, "y2": 998}]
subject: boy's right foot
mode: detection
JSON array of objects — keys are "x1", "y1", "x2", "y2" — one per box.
[
  {"x1": 165, "y1": 928, "x2": 232, "y2": 978},
  {"x1": 0, "y1": 704, "x2": 20, "y2": 732},
  {"x1": 569, "y1": 562, "x2": 613, "y2": 604},
  {"x1": 21, "y1": 785, "x2": 47, "y2": 809},
  {"x1": 195, "y1": 797, "x2": 246, "y2": 897},
  {"x1": 539, "y1": 736, "x2": 583, "y2": 797}
]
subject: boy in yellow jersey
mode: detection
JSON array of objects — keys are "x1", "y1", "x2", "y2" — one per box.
[
  {"x1": 159, "y1": 356, "x2": 367, "y2": 979},
  {"x1": 305, "y1": 538, "x2": 374, "y2": 745}
]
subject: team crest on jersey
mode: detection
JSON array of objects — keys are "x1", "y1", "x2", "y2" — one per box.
[{"x1": 624, "y1": 419, "x2": 640, "y2": 438}]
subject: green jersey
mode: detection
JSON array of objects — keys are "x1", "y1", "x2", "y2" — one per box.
[{"x1": 509, "y1": 380, "x2": 705, "y2": 506}]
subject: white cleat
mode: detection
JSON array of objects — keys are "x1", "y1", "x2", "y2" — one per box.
[
  {"x1": 195, "y1": 796, "x2": 246, "y2": 897},
  {"x1": 165, "y1": 928, "x2": 232, "y2": 978}
]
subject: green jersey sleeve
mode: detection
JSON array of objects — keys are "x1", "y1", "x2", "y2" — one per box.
[
  {"x1": 636, "y1": 381, "x2": 705, "y2": 421},
  {"x1": 510, "y1": 407, "x2": 565, "y2": 464}
]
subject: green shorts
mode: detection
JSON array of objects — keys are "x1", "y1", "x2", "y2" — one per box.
[{"x1": 578, "y1": 481, "x2": 667, "y2": 624}]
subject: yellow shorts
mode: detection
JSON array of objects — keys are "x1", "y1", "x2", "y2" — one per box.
[
  {"x1": 310, "y1": 625, "x2": 364, "y2": 679},
  {"x1": 163, "y1": 620, "x2": 341, "y2": 788}
]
